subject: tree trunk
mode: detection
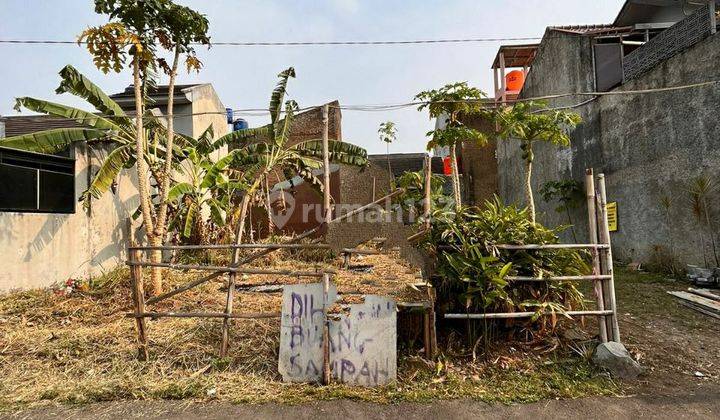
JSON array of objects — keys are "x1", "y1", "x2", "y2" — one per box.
[
  {"x1": 524, "y1": 152, "x2": 536, "y2": 224},
  {"x1": 386, "y1": 142, "x2": 393, "y2": 188},
  {"x1": 265, "y1": 175, "x2": 274, "y2": 236},
  {"x1": 150, "y1": 47, "x2": 181, "y2": 295},
  {"x1": 450, "y1": 144, "x2": 461, "y2": 209},
  {"x1": 131, "y1": 54, "x2": 158, "y2": 293},
  {"x1": 566, "y1": 207, "x2": 578, "y2": 242},
  {"x1": 702, "y1": 198, "x2": 720, "y2": 267}
]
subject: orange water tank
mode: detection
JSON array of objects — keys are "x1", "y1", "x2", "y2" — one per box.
[{"x1": 505, "y1": 70, "x2": 525, "y2": 91}]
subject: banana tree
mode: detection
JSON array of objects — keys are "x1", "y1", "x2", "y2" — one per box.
[
  {"x1": 201, "y1": 67, "x2": 369, "y2": 244},
  {"x1": 0, "y1": 65, "x2": 183, "y2": 206},
  {"x1": 165, "y1": 126, "x2": 245, "y2": 244},
  {"x1": 496, "y1": 101, "x2": 581, "y2": 224}
]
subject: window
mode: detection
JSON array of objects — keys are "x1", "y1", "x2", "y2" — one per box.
[{"x1": 0, "y1": 147, "x2": 75, "y2": 213}]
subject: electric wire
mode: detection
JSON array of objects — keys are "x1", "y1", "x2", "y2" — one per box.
[{"x1": 1, "y1": 79, "x2": 717, "y2": 123}]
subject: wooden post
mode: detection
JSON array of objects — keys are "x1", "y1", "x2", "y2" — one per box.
[
  {"x1": 597, "y1": 174, "x2": 621, "y2": 342},
  {"x1": 322, "y1": 105, "x2": 332, "y2": 226},
  {"x1": 586, "y1": 169, "x2": 608, "y2": 343},
  {"x1": 710, "y1": 0, "x2": 717, "y2": 35},
  {"x1": 128, "y1": 219, "x2": 149, "y2": 361},
  {"x1": 423, "y1": 309, "x2": 432, "y2": 358},
  {"x1": 322, "y1": 272, "x2": 331, "y2": 385},
  {"x1": 265, "y1": 175, "x2": 274, "y2": 236},
  {"x1": 428, "y1": 287, "x2": 438, "y2": 358},
  {"x1": 372, "y1": 177, "x2": 376, "y2": 202},
  {"x1": 499, "y1": 52, "x2": 507, "y2": 104},
  {"x1": 423, "y1": 154, "x2": 432, "y2": 230}
]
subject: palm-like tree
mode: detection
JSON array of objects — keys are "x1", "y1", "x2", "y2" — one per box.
[
  {"x1": 496, "y1": 101, "x2": 581, "y2": 224},
  {"x1": 198, "y1": 67, "x2": 369, "y2": 243},
  {"x1": 378, "y1": 121, "x2": 397, "y2": 183},
  {"x1": 415, "y1": 82, "x2": 491, "y2": 209},
  {"x1": 1, "y1": 65, "x2": 181, "y2": 206}
]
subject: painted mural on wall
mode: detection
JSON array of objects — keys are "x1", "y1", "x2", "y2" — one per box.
[{"x1": 278, "y1": 282, "x2": 397, "y2": 386}]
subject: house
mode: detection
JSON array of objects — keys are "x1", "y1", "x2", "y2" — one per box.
[
  {"x1": 471, "y1": 0, "x2": 720, "y2": 264},
  {"x1": 0, "y1": 83, "x2": 229, "y2": 291}
]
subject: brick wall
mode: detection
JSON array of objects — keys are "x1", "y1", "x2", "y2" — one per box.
[{"x1": 458, "y1": 114, "x2": 499, "y2": 206}]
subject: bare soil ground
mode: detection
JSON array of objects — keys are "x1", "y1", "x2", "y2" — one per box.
[{"x1": 1, "y1": 250, "x2": 719, "y2": 418}]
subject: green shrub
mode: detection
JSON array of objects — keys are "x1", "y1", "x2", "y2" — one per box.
[{"x1": 420, "y1": 198, "x2": 588, "y2": 334}]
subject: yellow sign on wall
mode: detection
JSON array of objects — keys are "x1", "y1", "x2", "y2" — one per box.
[{"x1": 607, "y1": 202, "x2": 618, "y2": 232}]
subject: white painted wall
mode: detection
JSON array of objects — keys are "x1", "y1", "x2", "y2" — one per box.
[
  {"x1": 0, "y1": 84, "x2": 229, "y2": 291},
  {"x1": 0, "y1": 143, "x2": 139, "y2": 291}
]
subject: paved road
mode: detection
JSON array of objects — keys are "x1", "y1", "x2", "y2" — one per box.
[{"x1": 4, "y1": 387, "x2": 720, "y2": 420}]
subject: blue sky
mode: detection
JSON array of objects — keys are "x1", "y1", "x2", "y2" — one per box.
[{"x1": 0, "y1": 0, "x2": 624, "y2": 154}]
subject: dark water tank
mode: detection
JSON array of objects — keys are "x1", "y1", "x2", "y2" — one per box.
[{"x1": 232, "y1": 118, "x2": 248, "y2": 131}]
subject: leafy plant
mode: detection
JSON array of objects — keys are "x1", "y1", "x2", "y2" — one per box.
[
  {"x1": 392, "y1": 169, "x2": 450, "y2": 222},
  {"x1": 208, "y1": 67, "x2": 369, "y2": 244},
  {"x1": 688, "y1": 175, "x2": 718, "y2": 267},
  {"x1": 1, "y1": 66, "x2": 180, "y2": 206},
  {"x1": 80, "y1": 0, "x2": 211, "y2": 295},
  {"x1": 496, "y1": 101, "x2": 581, "y2": 223},
  {"x1": 415, "y1": 82, "x2": 493, "y2": 209},
  {"x1": 420, "y1": 198, "x2": 588, "y2": 337},
  {"x1": 378, "y1": 121, "x2": 397, "y2": 184},
  {"x1": 167, "y1": 127, "x2": 245, "y2": 244},
  {"x1": 540, "y1": 179, "x2": 584, "y2": 242}
]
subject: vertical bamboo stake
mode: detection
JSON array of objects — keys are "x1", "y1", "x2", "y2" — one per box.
[
  {"x1": 372, "y1": 177, "x2": 376, "y2": 202},
  {"x1": 428, "y1": 287, "x2": 438, "y2": 358},
  {"x1": 597, "y1": 174, "x2": 621, "y2": 342},
  {"x1": 322, "y1": 105, "x2": 332, "y2": 226},
  {"x1": 585, "y1": 169, "x2": 608, "y2": 343},
  {"x1": 424, "y1": 154, "x2": 432, "y2": 230},
  {"x1": 423, "y1": 308, "x2": 432, "y2": 358},
  {"x1": 128, "y1": 219, "x2": 149, "y2": 360},
  {"x1": 265, "y1": 175, "x2": 274, "y2": 236},
  {"x1": 322, "y1": 272, "x2": 331, "y2": 385},
  {"x1": 220, "y1": 271, "x2": 236, "y2": 357}
]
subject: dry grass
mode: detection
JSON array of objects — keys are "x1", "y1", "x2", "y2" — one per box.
[{"x1": 0, "y1": 246, "x2": 617, "y2": 410}]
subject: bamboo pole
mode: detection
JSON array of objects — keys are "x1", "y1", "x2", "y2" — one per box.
[
  {"x1": 128, "y1": 219, "x2": 149, "y2": 361},
  {"x1": 424, "y1": 154, "x2": 432, "y2": 230},
  {"x1": 445, "y1": 310, "x2": 614, "y2": 319},
  {"x1": 597, "y1": 174, "x2": 621, "y2": 342},
  {"x1": 127, "y1": 261, "x2": 325, "y2": 277},
  {"x1": 130, "y1": 243, "x2": 331, "y2": 251},
  {"x1": 586, "y1": 168, "x2": 608, "y2": 342},
  {"x1": 322, "y1": 272, "x2": 331, "y2": 385},
  {"x1": 494, "y1": 244, "x2": 609, "y2": 250},
  {"x1": 322, "y1": 104, "x2": 332, "y2": 226},
  {"x1": 145, "y1": 190, "x2": 406, "y2": 307},
  {"x1": 427, "y1": 287, "x2": 437, "y2": 359},
  {"x1": 127, "y1": 311, "x2": 280, "y2": 319},
  {"x1": 423, "y1": 309, "x2": 432, "y2": 358},
  {"x1": 506, "y1": 275, "x2": 612, "y2": 282}
]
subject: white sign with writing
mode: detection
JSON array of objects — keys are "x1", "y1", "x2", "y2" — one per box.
[{"x1": 278, "y1": 283, "x2": 397, "y2": 386}]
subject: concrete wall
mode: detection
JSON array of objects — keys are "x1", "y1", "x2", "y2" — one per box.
[
  {"x1": 1, "y1": 84, "x2": 229, "y2": 291},
  {"x1": 497, "y1": 30, "x2": 720, "y2": 264},
  {"x1": 0, "y1": 143, "x2": 139, "y2": 291}
]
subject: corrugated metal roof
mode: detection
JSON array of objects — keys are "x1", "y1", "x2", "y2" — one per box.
[
  {"x1": 549, "y1": 24, "x2": 634, "y2": 36},
  {"x1": 491, "y1": 44, "x2": 540, "y2": 69},
  {"x1": 0, "y1": 115, "x2": 81, "y2": 137}
]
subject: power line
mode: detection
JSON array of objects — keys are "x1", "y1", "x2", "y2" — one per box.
[
  {"x1": 0, "y1": 36, "x2": 548, "y2": 47},
  {"x1": 2, "y1": 79, "x2": 718, "y2": 123}
]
